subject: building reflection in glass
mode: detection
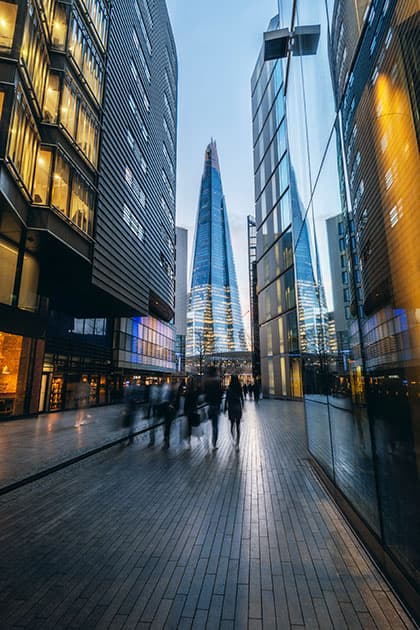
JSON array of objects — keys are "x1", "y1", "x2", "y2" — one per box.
[{"x1": 255, "y1": 0, "x2": 420, "y2": 611}]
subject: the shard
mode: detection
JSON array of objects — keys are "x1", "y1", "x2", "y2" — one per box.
[{"x1": 187, "y1": 140, "x2": 246, "y2": 356}]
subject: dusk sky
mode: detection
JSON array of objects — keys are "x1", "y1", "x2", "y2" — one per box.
[{"x1": 166, "y1": 0, "x2": 277, "y2": 343}]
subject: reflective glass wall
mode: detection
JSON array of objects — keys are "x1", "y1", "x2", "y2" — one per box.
[{"x1": 258, "y1": 0, "x2": 419, "y2": 607}]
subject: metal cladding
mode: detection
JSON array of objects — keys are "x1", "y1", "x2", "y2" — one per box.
[
  {"x1": 93, "y1": 0, "x2": 177, "y2": 320},
  {"x1": 187, "y1": 140, "x2": 246, "y2": 356}
]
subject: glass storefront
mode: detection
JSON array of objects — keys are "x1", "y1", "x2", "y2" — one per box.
[{"x1": 0, "y1": 331, "x2": 32, "y2": 417}]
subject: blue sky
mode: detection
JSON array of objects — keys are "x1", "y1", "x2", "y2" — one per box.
[{"x1": 166, "y1": 0, "x2": 276, "y2": 342}]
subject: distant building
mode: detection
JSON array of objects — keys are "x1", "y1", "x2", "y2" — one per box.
[
  {"x1": 187, "y1": 140, "x2": 246, "y2": 359},
  {"x1": 326, "y1": 214, "x2": 350, "y2": 354}
]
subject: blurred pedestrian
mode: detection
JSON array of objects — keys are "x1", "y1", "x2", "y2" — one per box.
[
  {"x1": 204, "y1": 366, "x2": 223, "y2": 450},
  {"x1": 161, "y1": 381, "x2": 179, "y2": 449},
  {"x1": 184, "y1": 375, "x2": 200, "y2": 449},
  {"x1": 225, "y1": 375, "x2": 244, "y2": 451},
  {"x1": 124, "y1": 382, "x2": 140, "y2": 445},
  {"x1": 242, "y1": 382, "x2": 248, "y2": 400},
  {"x1": 74, "y1": 379, "x2": 90, "y2": 427}
]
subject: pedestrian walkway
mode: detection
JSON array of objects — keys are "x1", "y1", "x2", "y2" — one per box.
[
  {"x1": 0, "y1": 403, "x2": 157, "y2": 491},
  {"x1": 0, "y1": 400, "x2": 416, "y2": 629}
]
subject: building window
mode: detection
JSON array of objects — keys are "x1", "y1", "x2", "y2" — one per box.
[
  {"x1": 51, "y1": 3, "x2": 67, "y2": 50},
  {"x1": 0, "y1": 90, "x2": 4, "y2": 121},
  {"x1": 0, "y1": 1, "x2": 17, "y2": 52},
  {"x1": 50, "y1": 153, "x2": 94, "y2": 235},
  {"x1": 21, "y1": 1, "x2": 49, "y2": 107},
  {"x1": 68, "y1": 12, "x2": 104, "y2": 104},
  {"x1": 33, "y1": 148, "x2": 52, "y2": 204},
  {"x1": 0, "y1": 237, "x2": 18, "y2": 306},
  {"x1": 135, "y1": 0, "x2": 152, "y2": 54},
  {"x1": 133, "y1": 28, "x2": 151, "y2": 82},
  {"x1": 163, "y1": 116, "x2": 174, "y2": 152},
  {"x1": 76, "y1": 101, "x2": 99, "y2": 165},
  {"x1": 51, "y1": 154, "x2": 70, "y2": 215},
  {"x1": 79, "y1": 0, "x2": 109, "y2": 50},
  {"x1": 18, "y1": 252, "x2": 39, "y2": 311},
  {"x1": 43, "y1": 73, "x2": 60, "y2": 123},
  {"x1": 123, "y1": 204, "x2": 144, "y2": 241},
  {"x1": 60, "y1": 75, "x2": 99, "y2": 165},
  {"x1": 70, "y1": 172, "x2": 94, "y2": 233},
  {"x1": 125, "y1": 165, "x2": 146, "y2": 208},
  {"x1": 162, "y1": 169, "x2": 174, "y2": 203},
  {"x1": 60, "y1": 77, "x2": 78, "y2": 136},
  {"x1": 7, "y1": 84, "x2": 40, "y2": 192},
  {"x1": 161, "y1": 196, "x2": 174, "y2": 229},
  {"x1": 163, "y1": 143, "x2": 174, "y2": 178}
]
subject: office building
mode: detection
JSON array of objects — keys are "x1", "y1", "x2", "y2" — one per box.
[
  {"x1": 256, "y1": 0, "x2": 419, "y2": 615},
  {"x1": 0, "y1": 0, "x2": 177, "y2": 415},
  {"x1": 186, "y1": 140, "x2": 246, "y2": 358}
]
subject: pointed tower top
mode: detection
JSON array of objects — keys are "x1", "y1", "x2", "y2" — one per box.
[{"x1": 205, "y1": 138, "x2": 220, "y2": 172}]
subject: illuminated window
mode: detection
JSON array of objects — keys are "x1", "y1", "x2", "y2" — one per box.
[
  {"x1": 70, "y1": 173, "x2": 94, "y2": 234},
  {"x1": 51, "y1": 3, "x2": 67, "y2": 50},
  {"x1": 79, "y1": 0, "x2": 109, "y2": 49},
  {"x1": 0, "y1": 1, "x2": 17, "y2": 52},
  {"x1": 68, "y1": 12, "x2": 104, "y2": 104},
  {"x1": 60, "y1": 77, "x2": 77, "y2": 136},
  {"x1": 43, "y1": 73, "x2": 60, "y2": 123},
  {"x1": 21, "y1": 1, "x2": 49, "y2": 106},
  {"x1": 0, "y1": 237, "x2": 18, "y2": 306},
  {"x1": 76, "y1": 102, "x2": 99, "y2": 165},
  {"x1": 51, "y1": 154, "x2": 70, "y2": 215},
  {"x1": 7, "y1": 84, "x2": 40, "y2": 191},
  {"x1": 33, "y1": 148, "x2": 52, "y2": 204},
  {"x1": 18, "y1": 252, "x2": 39, "y2": 311},
  {"x1": 0, "y1": 90, "x2": 4, "y2": 120},
  {"x1": 39, "y1": 0, "x2": 54, "y2": 33}
]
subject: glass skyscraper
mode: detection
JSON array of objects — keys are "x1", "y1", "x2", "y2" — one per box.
[{"x1": 187, "y1": 140, "x2": 246, "y2": 356}]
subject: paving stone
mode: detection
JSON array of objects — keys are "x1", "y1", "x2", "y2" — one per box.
[{"x1": 0, "y1": 400, "x2": 416, "y2": 630}]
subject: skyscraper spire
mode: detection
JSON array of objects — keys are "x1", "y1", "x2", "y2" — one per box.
[{"x1": 187, "y1": 141, "x2": 246, "y2": 356}]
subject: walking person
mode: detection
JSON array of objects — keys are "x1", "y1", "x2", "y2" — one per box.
[
  {"x1": 184, "y1": 375, "x2": 200, "y2": 449},
  {"x1": 74, "y1": 379, "x2": 90, "y2": 427},
  {"x1": 124, "y1": 382, "x2": 139, "y2": 445},
  {"x1": 225, "y1": 375, "x2": 244, "y2": 451},
  {"x1": 204, "y1": 366, "x2": 223, "y2": 450},
  {"x1": 161, "y1": 381, "x2": 179, "y2": 449}
]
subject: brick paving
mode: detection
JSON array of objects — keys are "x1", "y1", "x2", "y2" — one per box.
[{"x1": 0, "y1": 400, "x2": 416, "y2": 629}]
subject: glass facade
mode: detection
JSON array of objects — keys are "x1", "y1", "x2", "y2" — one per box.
[
  {"x1": 255, "y1": 0, "x2": 419, "y2": 609},
  {"x1": 116, "y1": 317, "x2": 176, "y2": 373},
  {"x1": 187, "y1": 141, "x2": 247, "y2": 356}
]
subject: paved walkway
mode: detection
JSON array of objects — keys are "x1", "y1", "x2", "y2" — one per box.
[
  {"x1": 0, "y1": 400, "x2": 416, "y2": 629},
  {"x1": 0, "y1": 404, "x2": 158, "y2": 490}
]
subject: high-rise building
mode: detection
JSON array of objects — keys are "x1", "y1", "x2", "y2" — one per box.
[
  {"x1": 187, "y1": 140, "x2": 246, "y2": 357},
  {"x1": 0, "y1": 0, "x2": 177, "y2": 415},
  {"x1": 256, "y1": 0, "x2": 420, "y2": 616},
  {"x1": 251, "y1": 15, "x2": 325, "y2": 399}
]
